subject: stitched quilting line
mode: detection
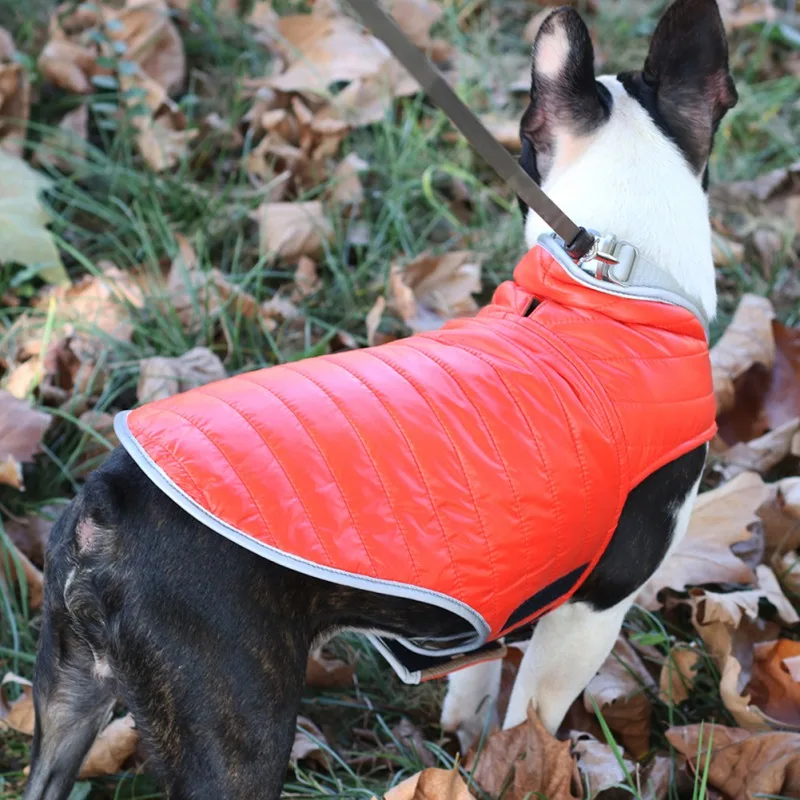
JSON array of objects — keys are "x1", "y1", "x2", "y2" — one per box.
[
  {"x1": 193, "y1": 384, "x2": 334, "y2": 566},
  {"x1": 328, "y1": 356, "x2": 466, "y2": 600},
  {"x1": 414, "y1": 335, "x2": 550, "y2": 594},
  {"x1": 409, "y1": 339, "x2": 531, "y2": 590},
  {"x1": 145, "y1": 406, "x2": 278, "y2": 546},
  {"x1": 526, "y1": 318, "x2": 629, "y2": 525},
  {"x1": 368, "y1": 345, "x2": 501, "y2": 624},
  {"x1": 237, "y1": 373, "x2": 379, "y2": 577},
  {"x1": 287, "y1": 362, "x2": 422, "y2": 585},
  {"x1": 139, "y1": 429, "x2": 208, "y2": 505}
]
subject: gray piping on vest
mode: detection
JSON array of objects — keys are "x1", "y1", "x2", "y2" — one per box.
[
  {"x1": 538, "y1": 233, "x2": 711, "y2": 341},
  {"x1": 113, "y1": 411, "x2": 490, "y2": 659}
]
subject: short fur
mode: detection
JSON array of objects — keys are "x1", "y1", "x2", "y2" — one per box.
[{"x1": 25, "y1": 2, "x2": 735, "y2": 798}]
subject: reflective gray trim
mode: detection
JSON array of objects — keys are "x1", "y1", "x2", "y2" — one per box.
[
  {"x1": 367, "y1": 634, "x2": 422, "y2": 685},
  {"x1": 538, "y1": 233, "x2": 710, "y2": 341},
  {"x1": 114, "y1": 411, "x2": 490, "y2": 658}
]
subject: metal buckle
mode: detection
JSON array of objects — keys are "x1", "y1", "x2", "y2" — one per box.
[{"x1": 578, "y1": 235, "x2": 638, "y2": 286}]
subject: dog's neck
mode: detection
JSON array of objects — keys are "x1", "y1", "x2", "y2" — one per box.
[{"x1": 523, "y1": 77, "x2": 718, "y2": 322}]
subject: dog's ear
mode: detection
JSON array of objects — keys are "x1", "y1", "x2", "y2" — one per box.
[
  {"x1": 519, "y1": 7, "x2": 609, "y2": 181},
  {"x1": 644, "y1": 0, "x2": 737, "y2": 173}
]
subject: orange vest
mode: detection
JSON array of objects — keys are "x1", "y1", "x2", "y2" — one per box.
[{"x1": 116, "y1": 243, "x2": 716, "y2": 674}]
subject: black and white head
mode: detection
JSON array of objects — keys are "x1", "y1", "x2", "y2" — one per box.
[{"x1": 519, "y1": 0, "x2": 737, "y2": 320}]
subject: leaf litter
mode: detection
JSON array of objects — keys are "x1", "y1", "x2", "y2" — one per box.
[{"x1": 1, "y1": 0, "x2": 799, "y2": 797}]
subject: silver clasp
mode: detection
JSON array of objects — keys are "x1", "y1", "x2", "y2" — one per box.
[{"x1": 578, "y1": 234, "x2": 638, "y2": 286}]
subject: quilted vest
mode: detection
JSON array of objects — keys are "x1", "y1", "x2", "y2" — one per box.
[{"x1": 116, "y1": 240, "x2": 716, "y2": 679}]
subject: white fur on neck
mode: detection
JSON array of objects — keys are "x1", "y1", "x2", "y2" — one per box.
[{"x1": 524, "y1": 76, "x2": 717, "y2": 321}]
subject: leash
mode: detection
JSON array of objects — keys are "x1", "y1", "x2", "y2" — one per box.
[{"x1": 346, "y1": 0, "x2": 595, "y2": 261}]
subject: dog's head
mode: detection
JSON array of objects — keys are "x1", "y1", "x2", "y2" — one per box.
[{"x1": 519, "y1": 0, "x2": 736, "y2": 318}]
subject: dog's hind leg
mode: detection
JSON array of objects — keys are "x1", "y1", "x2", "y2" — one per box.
[{"x1": 24, "y1": 579, "x2": 115, "y2": 800}]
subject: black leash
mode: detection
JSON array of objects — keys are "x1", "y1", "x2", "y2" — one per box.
[{"x1": 346, "y1": 0, "x2": 595, "y2": 260}]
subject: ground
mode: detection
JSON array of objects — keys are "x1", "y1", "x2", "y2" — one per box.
[{"x1": 1, "y1": 1, "x2": 799, "y2": 799}]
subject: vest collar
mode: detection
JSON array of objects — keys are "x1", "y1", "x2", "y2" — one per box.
[{"x1": 515, "y1": 234, "x2": 711, "y2": 341}]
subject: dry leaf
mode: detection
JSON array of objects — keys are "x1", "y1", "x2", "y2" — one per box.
[
  {"x1": 690, "y1": 565, "x2": 799, "y2": 628},
  {"x1": 35, "y1": 104, "x2": 89, "y2": 171},
  {"x1": 4, "y1": 506, "x2": 59, "y2": 567},
  {"x1": 41, "y1": 265, "x2": 145, "y2": 343},
  {"x1": 389, "y1": 251, "x2": 482, "y2": 333},
  {"x1": 379, "y1": 767, "x2": 475, "y2": 800},
  {"x1": 571, "y1": 733, "x2": 635, "y2": 796},
  {"x1": 667, "y1": 723, "x2": 800, "y2": 799},
  {"x1": 0, "y1": 673, "x2": 35, "y2": 735},
  {"x1": 748, "y1": 640, "x2": 800, "y2": 728},
  {"x1": 257, "y1": 201, "x2": 333, "y2": 261},
  {"x1": 366, "y1": 296, "x2": 386, "y2": 347},
  {"x1": 584, "y1": 635, "x2": 655, "y2": 759},
  {"x1": 710, "y1": 294, "x2": 775, "y2": 415},
  {"x1": 0, "y1": 391, "x2": 51, "y2": 490},
  {"x1": 291, "y1": 715, "x2": 326, "y2": 764},
  {"x1": 468, "y1": 704, "x2": 581, "y2": 800},
  {"x1": 659, "y1": 645, "x2": 701, "y2": 706},
  {"x1": 137, "y1": 347, "x2": 226, "y2": 403},
  {"x1": 716, "y1": 418, "x2": 800, "y2": 479},
  {"x1": 393, "y1": 718, "x2": 435, "y2": 768},
  {"x1": 0, "y1": 538, "x2": 44, "y2": 610},
  {"x1": 331, "y1": 152, "x2": 368, "y2": 205},
  {"x1": 691, "y1": 596, "x2": 798, "y2": 730},
  {"x1": 637, "y1": 472, "x2": 768, "y2": 609},
  {"x1": 305, "y1": 649, "x2": 355, "y2": 689},
  {"x1": 759, "y1": 477, "x2": 800, "y2": 557},
  {"x1": 387, "y1": 0, "x2": 443, "y2": 52},
  {"x1": 78, "y1": 714, "x2": 138, "y2": 779},
  {"x1": 0, "y1": 28, "x2": 30, "y2": 156},
  {"x1": 718, "y1": 0, "x2": 779, "y2": 30},
  {"x1": 0, "y1": 150, "x2": 69, "y2": 285},
  {"x1": 268, "y1": 14, "x2": 390, "y2": 94},
  {"x1": 712, "y1": 231, "x2": 745, "y2": 267}
]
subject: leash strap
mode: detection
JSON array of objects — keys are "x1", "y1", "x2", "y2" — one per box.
[{"x1": 346, "y1": 0, "x2": 595, "y2": 260}]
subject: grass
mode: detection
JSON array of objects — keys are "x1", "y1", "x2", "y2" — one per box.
[{"x1": 1, "y1": 0, "x2": 799, "y2": 798}]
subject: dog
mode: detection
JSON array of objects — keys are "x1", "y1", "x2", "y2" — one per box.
[{"x1": 24, "y1": 1, "x2": 736, "y2": 798}]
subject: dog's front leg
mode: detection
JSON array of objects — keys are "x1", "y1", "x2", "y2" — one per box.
[
  {"x1": 440, "y1": 657, "x2": 502, "y2": 750},
  {"x1": 502, "y1": 597, "x2": 633, "y2": 734}
]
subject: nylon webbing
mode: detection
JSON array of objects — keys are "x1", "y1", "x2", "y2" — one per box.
[{"x1": 347, "y1": 0, "x2": 594, "y2": 259}]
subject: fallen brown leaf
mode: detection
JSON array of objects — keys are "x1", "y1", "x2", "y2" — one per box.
[
  {"x1": 715, "y1": 418, "x2": 800, "y2": 479},
  {"x1": 659, "y1": 645, "x2": 701, "y2": 706},
  {"x1": 137, "y1": 347, "x2": 226, "y2": 403},
  {"x1": 366, "y1": 296, "x2": 386, "y2": 347},
  {"x1": 748, "y1": 639, "x2": 800, "y2": 728},
  {"x1": 571, "y1": 732, "x2": 635, "y2": 796},
  {"x1": 291, "y1": 715, "x2": 326, "y2": 764},
  {"x1": 0, "y1": 391, "x2": 51, "y2": 490},
  {"x1": 0, "y1": 27, "x2": 30, "y2": 156},
  {"x1": 0, "y1": 673, "x2": 35, "y2": 735},
  {"x1": 393, "y1": 717, "x2": 435, "y2": 768},
  {"x1": 4, "y1": 505, "x2": 60, "y2": 566},
  {"x1": 667, "y1": 723, "x2": 800, "y2": 799},
  {"x1": 293, "y1": 256, "x2": 320, "y2": 300},
  {"x1": 468, "y1": 704, "x2": 581, "y2": 800},
  {"x1": 584, "y1": 635, "x2": 655, "y2": 759},
  {"x1": 637, "y1": 472, "x2": 768, "y2": 609},
  {"x1": 387, "y1": 0, "x2": 444, "y2": 54},
  {"x1": 268, "y1": 13, "x2": 390, "y2": 95},
  {"x1": 710, "y1": 294, "x2": 775, "y2": 416},
  {"x1": 718, "y1": 0, "x2": 779, "y2": 30},
  {"x1": 0, "y1": 537, "x2": 44, "y2": 610},
  {"x1": 690, "y1": 564, "x2": 799, "y2": 628},
  {"x1": 389, "y1": 251, "x2": 482, "y2": 333},
  {"x1": 78, "y1": 714, "x2": 138, "y2": 779},
  {"x1": 379, "y1": 767, "x2": 475, "y2": 800},
  {"x1": 711, "y1": 231, "x2": 745, "y2": 267},
  {"x1": 35, "y1": 104, "x2": 89, "y2": 171},
  {"x1": 305, "y1": 648, "x2": 355, "y2": 689},
  {"x1": 330, "y1": 152, "x2": 368, "y2": 206},
  {"x1": 257, "y1": 201, "x2": 334, "y2": 261}
]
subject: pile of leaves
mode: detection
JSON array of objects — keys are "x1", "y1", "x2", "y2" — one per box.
[{"x1": 1, "y1": 0, "x2": 799, "y2": 798}]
